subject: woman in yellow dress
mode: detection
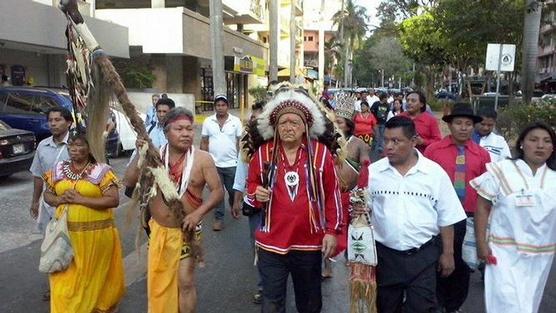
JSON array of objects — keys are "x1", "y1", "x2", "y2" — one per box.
[{"x1": 43, "y1": 131, "x2": 125, "y2": 313}]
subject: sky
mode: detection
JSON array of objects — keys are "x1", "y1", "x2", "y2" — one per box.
[{"x1": 354, "y1": 0, "x2": 382, "y2": 28}]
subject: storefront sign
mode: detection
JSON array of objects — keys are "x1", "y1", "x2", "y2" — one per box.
[{"x1": 234, "y1": 56, "x2": 254, "y2": 74}]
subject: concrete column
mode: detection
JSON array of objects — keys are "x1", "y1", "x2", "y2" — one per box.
[
  {"x1": 151, "y1": 0, "x2": 165, "y2": 8},
  {"x1": 46, "y1": 54, "x2": 66, "y2": 87},
  {"x1": 269, "y1": 0, "x2": 279, "y2": 81},
  {"x1": 166, "y1": 56, "x2": 183, "y2": 93},
  {"x1": 182, "y1": 56, "x2": 201, "y2": 101},
  {"x1": 151, "y1": 54, "x2": 168, "y2": 92},
  {"x1": 290, "y1": 4, "x2": 296, "y2": 83},
  {"x1": 318, "y1": 0, "x2": 325, "y2": 86},
  {"x1": 209, "y1": 0, "x2": 226, "y2": 96}
]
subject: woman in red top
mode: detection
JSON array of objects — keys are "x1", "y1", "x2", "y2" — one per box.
[
  {"x1": 400, "y1": 90, "x2": 442, "y2": 152},
  {"x1": 353, "y1": 101, "x2": 378, "y2": 146}
]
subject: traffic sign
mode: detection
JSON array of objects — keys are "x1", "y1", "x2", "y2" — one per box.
[{"x1": 485, "y1": 43, "x2": 516, "y2": 72}]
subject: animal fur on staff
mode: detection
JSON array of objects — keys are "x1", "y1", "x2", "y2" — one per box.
[
  {"x1": 348, "y1": 160, "x2": 377, "y2": 313},
  {"x1": 59, "y1": 0, "x2": 203, "y2": 263}
]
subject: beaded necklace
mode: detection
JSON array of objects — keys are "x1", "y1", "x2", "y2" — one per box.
[{"x1": 62, "y1": 160, "x2": 91, "y2": 181}]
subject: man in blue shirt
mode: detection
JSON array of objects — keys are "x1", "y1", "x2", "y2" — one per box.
[{"x1": 145, "y1": 93, "x2": 160, "y2": 128}]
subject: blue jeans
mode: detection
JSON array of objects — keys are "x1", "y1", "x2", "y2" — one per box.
[
  {"x1": 258, "y1": 249, "x2": 322, "y2": 313},
  {"x1": 215, "y1": 166, "x2": 236, "y2": 220}
]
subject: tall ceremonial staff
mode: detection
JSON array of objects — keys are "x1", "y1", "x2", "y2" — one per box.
[{"x1": 58, "y1": 0, "x2": 203, "y2": 262}]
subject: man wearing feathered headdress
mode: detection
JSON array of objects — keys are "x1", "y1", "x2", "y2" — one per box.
[{"x1": 245, "y1": 85, "x2": 342, "y2": 312}]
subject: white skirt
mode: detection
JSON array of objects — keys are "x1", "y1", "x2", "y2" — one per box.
[{"x1": 485, "y1": 243, "x2": 554, "y2": 313}]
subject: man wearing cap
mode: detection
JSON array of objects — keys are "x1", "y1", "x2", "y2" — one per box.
[
  {"x1": 424, "y1": 103, "x2": 491, "y2": 313},
  {"x1": 472, "y1": 108, "x2": 512, "y2": 162},
  {"x1": 246, "y1": 86, "x2": 342, "y2": 313},
  {"x1": 201, "y1": 95, "x2": 243, "y2": 231}
]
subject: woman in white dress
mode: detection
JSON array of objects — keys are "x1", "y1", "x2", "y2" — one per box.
[{"x1": 471, "y1": 121, "x2": 556, "y2": 313}]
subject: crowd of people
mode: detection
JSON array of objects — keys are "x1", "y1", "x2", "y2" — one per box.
[{"x1": 27, "y1": 83, "x2": 555, "y2": 313}]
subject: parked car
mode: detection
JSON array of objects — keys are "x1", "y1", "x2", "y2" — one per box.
[
  {"x1": 0, "y1": 120, "x2": 36, "y2": 178},
  {"x1": 0, "y1": 87, "x2": 73, "y2": 142}
]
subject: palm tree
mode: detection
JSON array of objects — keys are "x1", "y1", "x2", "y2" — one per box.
[
  {"x1": 333, "y1": 0, "x2": 369, "y2": 87},
  {"x1": 324, "y1": 38, "x2": 342, "y2": 78},
  {"x1": 521, "y1": 0, "x2": 543, "y2": 104}
]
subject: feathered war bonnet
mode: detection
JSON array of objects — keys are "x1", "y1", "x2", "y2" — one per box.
[
  {"x1": 257, "y1": 86, "x2": 327, "y2": 141},
  {"x1": 241, "y1": 83, "x2": 341, "y2": 161}
]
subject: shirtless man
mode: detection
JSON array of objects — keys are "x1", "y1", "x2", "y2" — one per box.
[{"x1": 124, "y1": 107, "x2": 223, "y2": 313}]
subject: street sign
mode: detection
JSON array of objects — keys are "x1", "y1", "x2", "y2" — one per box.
[{"x1": 485, "y1": 44, "x2": 516, "y2": 72}]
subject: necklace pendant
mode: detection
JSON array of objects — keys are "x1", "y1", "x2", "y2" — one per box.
[{"x1": 284, "y1": 171, "x2": 299, "y2": 201}]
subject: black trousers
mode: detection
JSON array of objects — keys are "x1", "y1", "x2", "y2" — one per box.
[
  {"x1": 258, "y1": 249, "x2": 322, "y2": 313},
  {"x1": 436, "y1": 219, "x2": 470, "y2": 312},
  {"x1": 376, "y1": 238, "x2": 442, "y2": 313}
]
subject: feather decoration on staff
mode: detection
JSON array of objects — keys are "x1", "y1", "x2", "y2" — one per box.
[
  {"x1": 348, "y1": 160, "x2": 377, "y2": 313},
  {"x1": 58, "y1": 0, "x2": 203, "y2": 264}
]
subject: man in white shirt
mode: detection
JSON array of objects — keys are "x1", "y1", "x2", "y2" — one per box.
[
  {"x1": 367, "y1": 88, "x2": 380, "y2": 104},
  {"x1": 356, "y1": 116, "x2": 466, "y2": 312},
  {"x1": 201, "y1": 95, "x2": 243, "y2": 231},
  {"x1": 472, "y1": 108, "x2": 512, "y2": 162}
]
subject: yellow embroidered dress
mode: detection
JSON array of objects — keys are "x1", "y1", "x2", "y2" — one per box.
[{"x1": 44, "y1": 161, "x2": 125, "y2": 313}]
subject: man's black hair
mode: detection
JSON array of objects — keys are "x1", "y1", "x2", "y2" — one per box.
[
  {"x1": 378, "y1": 93, "x2": 387, "y2": 101},
  {"x1": 46, "y1": 107, "x2": 73, "y2": 122},
  {"x1": 407, "y1": 90, "x2": 427, "y2": 112},
  {"x1": 385, "y1": 116, "x2": 416, "y2": 139},
  {"x1": 478, "y1": 108, "x2": 497, "y2": 120},
  {"x1": 252, "y1": 100, "x2": 266, "y2": 111},
  {"x1": 156, "y1": 97, "x2": 176, "y2": 110}
]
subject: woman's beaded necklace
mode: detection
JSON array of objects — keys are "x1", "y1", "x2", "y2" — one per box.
[{"x1": 62, "y1": 160, "x2": 91, "y2": 181}]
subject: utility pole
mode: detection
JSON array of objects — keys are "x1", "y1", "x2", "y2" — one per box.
[
  {"x1": 209, "y1": 0, "x2": 226, "y2": 96},
  {"x1": 269, "y1": 0, "x2": 279, "y2": 82},
  {"x1": 290, "y1": 1, "x2": 296, "y2": 83},
  {"x1": 318, "y1": 0, "x2": 325, "y2": 88}
]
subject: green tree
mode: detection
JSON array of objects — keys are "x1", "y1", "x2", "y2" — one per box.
[
  {"x1": 353, "y1": 36, "x2": 412, "y2": 87},
  {"x1": 333, "y1": 0, "x2": 369, "y2": 86},
  {"x1": 324, "y1": 38, "x2": 342, "y2": 78}
]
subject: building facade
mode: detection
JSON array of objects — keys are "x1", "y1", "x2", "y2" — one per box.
[
  {"x1": 538, "y1": 0, "x2": 556, "y2": 92},
  {"x1": 95, "y1": 0, "x2": 269, "y2": 110},
  {"x1": 0, "y1": 0, "x2": 129, "y2": 87}
]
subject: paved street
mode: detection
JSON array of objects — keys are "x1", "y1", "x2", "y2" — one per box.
[{"x1": 0, "y1": 121, "x2": 554, "y2": 313}]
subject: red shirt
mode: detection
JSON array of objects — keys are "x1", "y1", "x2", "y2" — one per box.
[
  {"x1": 424, "y1": 136, "x2": 491, "y2": 213},
  {"x1": 353, "y1": 113, "x2": 377, "y2": 137},
  {"x1": 401, "y1": 112, "x2": 442, "y2": 152},
  {"x1": 247, "y1": 140, "x2": 342, "y2": 254}
]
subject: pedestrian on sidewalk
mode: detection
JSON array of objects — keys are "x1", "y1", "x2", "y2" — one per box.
[
  {"x1": 231, "y1": 100, "x2": 266, "y2": 304},
  {"x1": 30, "y1": 107, "x2": 72, "y2": 233},
  {"x1": 370, "y1": 93, "x2": 390, "y2": 156},
  {"x1": 200, "y1": 95, "x2": 243, "y2": 231},
  {"x1": 145, "y1": 93, "x2": 160, "y2": 129},
  {"x1": 245, "y1": 85, "x2": 342, "y2": 313},
  {"x1": 353, "y1": 101, "x2": 378, "y2": 148},
  {"x1": 400, "y1": 90, "x2": 442, "y2": 153},
  {"x1": 472, "y1": 122, "x2": 556, "y2": 313},
  {"x1": 124, "y1": 107, "x2": 224, "y2": 313},
  {"x1": 43, "y1": 130, "x2": 125, "y2": 313},
  {"x1": 353, "y1": 116, "x2": 466, "y2": 313},
  {"x1": 424, "y1": 103, "x2": 490, "y2": 313},
  {"x1": 29, "y1": 107, "x2": 72, "y2": 302},
  {"x1": 472, "y1": 108, "x2": 512, "y2": 162}
]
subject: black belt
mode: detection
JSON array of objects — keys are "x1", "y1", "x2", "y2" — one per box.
[{"x1": 378, "y1": 236, "x2": 438, "y2": 256}]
